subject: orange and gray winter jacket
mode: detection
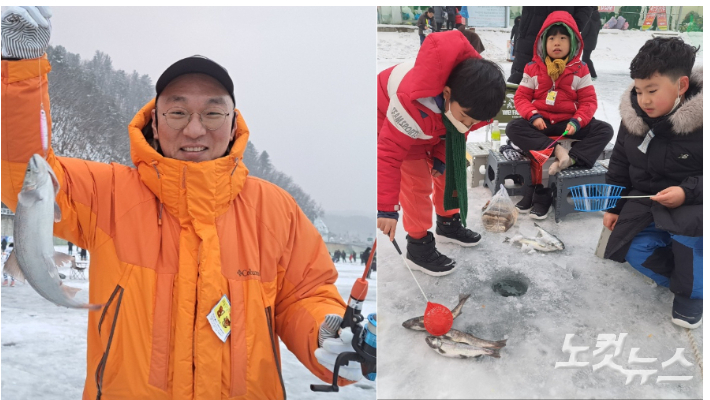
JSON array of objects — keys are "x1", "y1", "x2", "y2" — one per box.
[{"x1": 1, "y1": 56, "x2": 348, "y2": 400}]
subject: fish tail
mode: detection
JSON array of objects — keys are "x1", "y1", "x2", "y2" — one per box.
[
  {"x1": 488, "y1": 348, "x2": 501, "y2": 358},
  {"x1": 491, "y1": 339, "x2": 508, "y2": 348}
]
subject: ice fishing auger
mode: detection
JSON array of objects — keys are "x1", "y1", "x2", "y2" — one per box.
[{"x1": 311, "y1": 240, "x2": 377, "y2": 393}]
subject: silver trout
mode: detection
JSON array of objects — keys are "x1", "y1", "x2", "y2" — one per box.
[
  {"x1": 505, "y1": 223, "x2": 565, "y2": 252},
  {"x1": 441, "y1": 329, "x2": 507, "y2": 349},
  {"x1": 3, "y1": 154, "x2": 101, "y2": 310},
  {"x1": 402, "y1": 293, "x2": 470, "y2": 330},
  {"x1": 425, "y1": 336, "x2": 501, "y2": 359}
]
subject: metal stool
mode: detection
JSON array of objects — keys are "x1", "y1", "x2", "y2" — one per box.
[
  {"x1": 71, "y1": 261, "x2": 87, "y2": 280},
  {"x1": 548, "y1": 162, "x2": 608, "y2": 222},
  {"x1": 484, "y1": 150, "x2": 531, "y2": 196},
  {"x1": 466, "y1": 142, "x2": 493, "y2": 188}
]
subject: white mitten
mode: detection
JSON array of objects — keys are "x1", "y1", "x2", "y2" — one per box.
[
  {"x1": 314, "y1": 314, "x2": 362, "y2": 382},
  {"x1": 1, "y1": 6, "x2": 52, "y2": 59}
]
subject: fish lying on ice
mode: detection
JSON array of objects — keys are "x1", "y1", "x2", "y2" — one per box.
[
  {"x1": 441, "y1": 329, "x2": 507, "y2": 349},
  {"x1": 3, "y1": 154, "x2": 101, "y2": 310},
  {"x1": 403, "y1": 293, "x2": 508, "y2": 359},
  {"x1": 402, "y1": 293, "x2": 470, "y2": 331},
  {"x1": 425, "y1": 336, "x2": 501, "y2": 359},
  {"x1": 504, "y1": 223, "x2": 564, "y2": 252}
]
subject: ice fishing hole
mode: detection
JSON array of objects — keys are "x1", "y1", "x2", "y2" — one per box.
[{"x1": 492, "y1": 278, "x2": 528, "y2": 297}]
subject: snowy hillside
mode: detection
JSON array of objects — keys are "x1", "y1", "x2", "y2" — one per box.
[{"x1": 377, "y1": 28, "x2": 703, "y2": 399}]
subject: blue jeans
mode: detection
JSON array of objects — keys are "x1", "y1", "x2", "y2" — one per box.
[{"x1": 626, "y1": 223, "x2": 703, "y2": 299}]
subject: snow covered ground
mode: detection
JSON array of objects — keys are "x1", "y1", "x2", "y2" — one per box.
[
  {"x1": 1, "y1": 249, "x2": 376, "y2": 399},
  {"x1": 377, "y1": 28, "x2": 703, "y2": 399}
]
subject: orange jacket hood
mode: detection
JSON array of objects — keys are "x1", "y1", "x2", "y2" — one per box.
[{"x1": 128, "y1": 99, "x2": 250, "y2": 220}]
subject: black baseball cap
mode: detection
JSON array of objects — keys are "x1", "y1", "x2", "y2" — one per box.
[{"x1": 155, "y1": 55, "x2": 235, "y2": 104}]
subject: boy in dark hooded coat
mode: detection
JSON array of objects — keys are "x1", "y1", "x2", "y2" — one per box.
[{"x1": 604, "y1": 37, "x2": 702, "y2": 329}]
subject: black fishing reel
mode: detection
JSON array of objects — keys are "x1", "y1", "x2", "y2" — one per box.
[{"x1": 310, "y1": 312, "x2": 377, "y2": 393}]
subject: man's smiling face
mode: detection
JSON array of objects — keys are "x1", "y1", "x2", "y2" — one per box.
[{"x1": 152, "y1": 73, "x2": 235, "y2": 162}]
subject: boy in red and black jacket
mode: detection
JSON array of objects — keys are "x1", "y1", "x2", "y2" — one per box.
[
  {"x1": 377, "y1": 30, "x2": 506, "y2": 276},
  {"x1": 506, "y1": 10, "x2": 613, "y2": 219}
]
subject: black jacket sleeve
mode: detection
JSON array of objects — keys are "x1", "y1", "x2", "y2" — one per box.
[
  {"x1": 605, "y1": 123, "x2": 633, "y2": 214},
  {"x1": 573, "y1": 7, "x2": 594, "y2": 37},
  {"x1": 680, "y1": 175, "x2": 702, "y2": 205}
]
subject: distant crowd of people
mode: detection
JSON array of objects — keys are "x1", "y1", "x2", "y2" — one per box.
[
  {"x1": 66, "y1": 242, "x2": 88, "y2": 261},
  {"x1": 331, "y1": 249, "x2": 359, "y2": 263},
  {"x1": 331, "y1": 246, "x2": 376, "y2": 278},
  {"x1": 418, "y1": 7, "x2": 471, "y2": 46}
]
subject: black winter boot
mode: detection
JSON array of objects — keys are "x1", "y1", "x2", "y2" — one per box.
[
  {"x1": 435, "y1": 213, "x2": 482, "y2": 247},
  {"x1": 672, "y1": 296, "x2": 703, "y2": 329},
  {"x1": 516, "y1": 184, "x2": 541, "y2": 213},
  {"x1": 530, "y1": 187, "x2": 553, "y2": 220},
  {"x1": 406, "y1": 232, "x2": 456, "y2": 276}
]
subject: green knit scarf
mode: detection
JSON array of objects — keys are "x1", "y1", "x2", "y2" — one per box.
[{"x1": 442, "y1": 113, "x2": 468, "y2": 227}]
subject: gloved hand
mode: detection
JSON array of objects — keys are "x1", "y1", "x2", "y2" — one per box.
[
  {"x1": 314, "y1": 314, "x2": 363, "y2": 382},
  {"x1": 1, "y1": 6, "x2": 52, "y2": 59}
]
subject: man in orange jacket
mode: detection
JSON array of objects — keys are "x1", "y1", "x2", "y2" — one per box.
[{"x1": 1, "y1": 6, "x2": 372, "y2": 399}]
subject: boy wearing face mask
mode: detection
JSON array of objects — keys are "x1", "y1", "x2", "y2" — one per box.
[
  {"x1": 377, "y1": 30, "x2": 506, "y2": 276},
  {"x1": 604, "y1": 37, "x2": 702, "y2": 329},
  {"x1": 505, "y1": 11, "x2": 613, "y2": 219}
]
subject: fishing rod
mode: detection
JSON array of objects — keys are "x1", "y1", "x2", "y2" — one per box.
[{"x1": 311, "y1": 240, "x2": 377, "y2": 392}]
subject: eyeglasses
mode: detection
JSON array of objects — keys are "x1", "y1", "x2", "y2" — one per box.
[{"x1": 161, "y1": 107, "x2": 231, "y2": 131}]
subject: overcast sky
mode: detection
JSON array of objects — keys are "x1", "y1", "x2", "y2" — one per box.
[{"x1": 46, "y1": 6, "x2": 375, "y2": 216}]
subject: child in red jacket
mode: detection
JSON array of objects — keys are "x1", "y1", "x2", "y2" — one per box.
[
  {"x1": 377, "y1": 30, "x2": 506, "y2": 276},
  {"x1": 506, "y1": 11, "x2": 613, "y2": 219}
]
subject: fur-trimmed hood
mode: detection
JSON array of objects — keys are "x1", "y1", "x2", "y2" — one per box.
[{"x1": 619, "y1": 66, "x2": 703, "y2": 136}]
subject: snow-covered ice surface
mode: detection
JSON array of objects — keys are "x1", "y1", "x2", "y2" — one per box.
[
  {"x1": 1, "y1": 249, "x2": 376, "y2": 399},
  {"x1": 378, "y1": 29, "x2": 703, "y2": 399}
]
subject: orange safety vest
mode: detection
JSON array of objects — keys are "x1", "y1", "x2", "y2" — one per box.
[{"x1": 1, "y1": 56, "x2": 349, "y2": 399}]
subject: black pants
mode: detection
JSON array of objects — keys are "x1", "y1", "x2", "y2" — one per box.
[
  {"x1": 505, "y1": 117, "x2": 613, "y2": 168},
  {"x1": 582, "y1": 50, "x2": 597, "y2": 78},
  {"x1": 446, "y1": 16, "x2": 454, "y2": 30}
]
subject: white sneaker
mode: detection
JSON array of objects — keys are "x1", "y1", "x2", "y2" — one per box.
[{"x1": 672, "y1": 315, "x2": 703, "y2": 329}]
